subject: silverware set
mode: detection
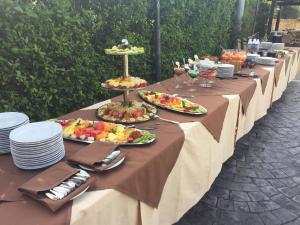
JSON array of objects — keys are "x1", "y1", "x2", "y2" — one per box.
[
  {"x1": 78, "y1": 149, "x2": 124, "y2": 172},
  {"x1": 45, "y1": 170, "x2": 90, "y2": 200},
  {"x1": 96, "y1": 149, "x2": 121, "y2": 167}
]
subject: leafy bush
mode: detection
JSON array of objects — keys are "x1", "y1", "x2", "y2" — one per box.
[{"x1": 0, "y1": 0, "x2": 236, "y2": 121}]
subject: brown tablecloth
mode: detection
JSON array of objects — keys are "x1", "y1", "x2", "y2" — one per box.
[
  {"x1": 0, "y1": 155, "x2": 73, "y2": 225},
  {"x1": 274, "y1": 60, "x2": 284, "y2": 86},
  {"x1": 112, "y1": 85, "x2": 229, "y2": 142},
  {"x1": 0, "y1": 198, "x2": 72, "y2": 225},
  {"x1": 241, "y1": 66, "x2": 270, "y2": 94},
  {"x1": 148, "y1": 75, "x2": 254, "y2": 114},
  {"x1": 61, "y1": 110, "x2": 185, "y2": 208},
  {"x1": 284, "y1": 54, "x2": 292, "y2": 73}
]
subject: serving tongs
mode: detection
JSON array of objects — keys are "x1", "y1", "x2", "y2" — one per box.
[{"x1": 234, "y1": 71, "x2": 258, "y2": 78}]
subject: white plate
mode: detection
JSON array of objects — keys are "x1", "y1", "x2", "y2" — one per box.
[
  {"x1": 10, "y1": 135, "x2": 63, "y2": 148},
  {"x1": 11, "y1": 142, "x2": 64, "y2": 158},
  {"x1": 0, "y1": 119, "x2": 29, "y2": 131},
  {"x1": 0, "y1": 112, "x2": 29, "y2": 130},
  {"x1": 71, "y1": 185, "x2": 90, "y2": 200},
  {"x1": 13, "y1": 149, "x2": 65, "y2": 165},
  {"x1": 10, "y1": 122, "x2": 62, "y2": 143},
  {"x1": 13, "y1": 151, "x2": 65, "y2": 170}
]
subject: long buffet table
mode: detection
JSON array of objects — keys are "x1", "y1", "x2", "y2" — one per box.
[{"x1": 1, "y1": 49, "x2": 300, "y2": 225}]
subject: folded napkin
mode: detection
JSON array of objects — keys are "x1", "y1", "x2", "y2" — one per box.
[
  {"x1": 18, "y1": 162, "x2": 93, "y2": 212},
  {"x1": 67, "y1": 142, "x2": 126, "y2": 172}
]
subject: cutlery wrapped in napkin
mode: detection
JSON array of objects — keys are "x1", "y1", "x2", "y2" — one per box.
[
  {"x1": 18, "y1": 162, "x2": 93, "y2": 212},
  {"x1": 67, "y1": 142, "x2": 126, "y2": 172}
]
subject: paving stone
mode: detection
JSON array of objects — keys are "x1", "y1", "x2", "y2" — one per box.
[
  {"x1": 258, "y1": 200, "x2": 280, "y2": 211},
  {"x1": 230, "y1": 191, "x2": 250, "y2": 201},
  {"x1": 208, "y1": 186, "x2": 230, "y2": 200},
  {"x1": 233, "y1": 176, "x2": 252, "y2": 183},
  {"x1": 278, "y1": 178, "x2": 297, "y2": 188},
  {"x1": 267, "y1": 179, "x2": 286, "y2": 188},
  {"x1": 279, "y1": 185, "x2": 300, "y2": 198},
  {"x1": 292, "y1": 195, "x2": 300, "y2": 204},
  {"x1": 253, "y1": 178, "x2": 270, "y2": 187},
  {"x1": 248, "y1": 192, "x2": 269, "y2": 201},
  {"x1": 233, "y1": 201, "x2": 250, "y2": 212},
  {"x1": 201, "y1": 194, "x2": 218, "y2": 207},
  {"x1": 217, "y1": 198, "x2": 234, "y2": 211},
  {"x1": 271, "y1": 208, "x2": 298, "y2": 224},
  {"x1": 259, "y1": 211, "x2": 281, "y2": 225},
  {"x1": 247, "y1": 202, "x2": 265, "y2": 213},
  {"x1": 259, "y1": 185, "x2": 280, "y2": 197},
  {"x1": 284, "y1": 217, "x2": 300, "y2": 225}
]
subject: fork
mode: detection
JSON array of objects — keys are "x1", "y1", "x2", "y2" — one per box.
[{"x1": 152, "y1": 115, "x2": 180, "y2": 125}]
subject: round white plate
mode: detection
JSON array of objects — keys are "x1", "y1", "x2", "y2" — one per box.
[
  {"x1": 0, "y1": 112, "x2": 29, "y2": 130},
  {"x1": 10, "y1": 122, "x2": 62, "y2": 143},
  {"x1": 11, "y1": 142, "x2": 64, "y2": 157}
]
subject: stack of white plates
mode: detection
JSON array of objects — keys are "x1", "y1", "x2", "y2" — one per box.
[
  {"x1": 272, "y1": 43, "x2": 285, "y2": 51},
  {"x1": 0, "y1": 112, "x2": 29, "y2": 154},
  {"x1": 255, "y1": 57, "x2": 277, "y2": 66},
  {"x1": 216, "y1": 64, "x2": 235, "y2": 78},
  {"x1": 260, "y1": 42, "x2": 272, "y2": 51},
  {"x1": 10, "y1": 121, "x2": 65, "y2": 170},
  {"x1": 247, "y1": 53, "x2": 260, "y2": 61}
]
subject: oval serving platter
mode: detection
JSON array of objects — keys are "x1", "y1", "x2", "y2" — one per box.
[
  {"x1": 57, "y1": 119, "x2": 156, "y2": 146},
  {"x1": 96, "y1": 101, "x2": 158, "y2": 124},
  {"x1": 138, "y1": 90, "x2": 208, "y2": 115}
]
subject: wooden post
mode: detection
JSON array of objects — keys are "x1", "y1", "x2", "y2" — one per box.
[
  {"x1": 267, "y1": 0, "x2": 277, "y2": 37},
  {"x1": 154, "y1": 0, "x2": 161, "y2": 82},
  {"x1": 275, "y1": 6, "x2": 281, "y2": 31},
  {"x1": 252, "y1": 0, "x2": 260, "y2": 35}
]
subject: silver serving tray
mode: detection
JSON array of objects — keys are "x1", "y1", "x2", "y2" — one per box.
[
  {"x1": 59, "y1": 120, "x2": 156, "y2": 146},
  {"x1": 97, "y1": 102, "x2": 158, "y2": 124},
  {"x1": 101, "y1": 82, "x2": 147, "y2": 91},
  {"x1": 138, "y1": 92, "x2": 208, "y2": 115},
  {"x1": 63, "y1": 135, "x2": 155, "y2": 146}
]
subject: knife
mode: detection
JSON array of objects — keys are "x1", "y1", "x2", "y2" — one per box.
[{"x1": 100, "y1": 150, "x2": 121, "y2": 166}]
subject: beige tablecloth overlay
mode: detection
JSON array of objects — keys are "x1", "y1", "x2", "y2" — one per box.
[{"x1": 67, "y1": 54, "x2": 300, "y2": 225}]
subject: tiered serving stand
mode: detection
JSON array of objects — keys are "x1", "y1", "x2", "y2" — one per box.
[
  {"x1": 104, "y1": 48, "x2": 144, "y2": 102},
  {"x1": 98, "y1": 46, "x2": 157, "y2": 124}
]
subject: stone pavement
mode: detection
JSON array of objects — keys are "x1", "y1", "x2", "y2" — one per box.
[{"x1": 175, "y1": 80, "x2": 300, "y2": 225}]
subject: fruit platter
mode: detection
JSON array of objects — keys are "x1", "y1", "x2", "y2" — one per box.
[
  {"x1": 57, "y1": 118, "x2": 156, "y2": 145},
  {"x1": 97, "y1": 100, "x2": 157, "y2": 123},
  {"x1": 138, "y1": 90, "x2": 208, "y2": 115},
  {"x1": 102, "y1": 76, "x2": 148, "y2": 90},
  {"x1": 105, "y1": 39, "x2": 144, "y2": 55}
]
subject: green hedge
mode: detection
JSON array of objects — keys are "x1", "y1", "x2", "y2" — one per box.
[{"x1": 0, "y1": 0, "x2": 236, "y2": 121}]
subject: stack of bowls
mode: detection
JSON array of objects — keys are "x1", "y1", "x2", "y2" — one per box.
[
  {"x1": 10, "y1": 121, "x2": 65, "y2": 170},
  {"x1": 0, "y1": 112, "x2": 29, "y2": 154}
]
